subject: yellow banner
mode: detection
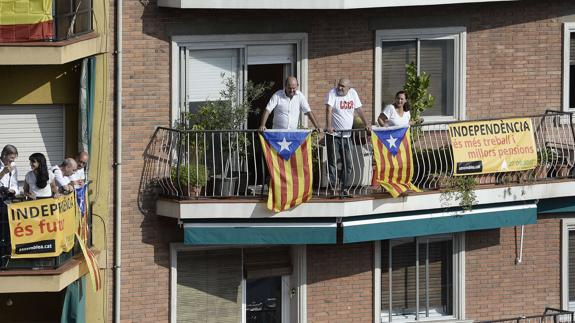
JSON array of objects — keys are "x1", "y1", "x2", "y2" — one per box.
[
  {"x1": 449, "y1": 118, "x2": 537, "y2": 175},
  {"x1": 8, "y1": 194, "x2": 77, "y2": 258},
  {"x1": 0, "y1": 0, "x2": 53, "y2": 25}
]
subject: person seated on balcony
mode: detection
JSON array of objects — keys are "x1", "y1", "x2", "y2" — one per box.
[
  {"x1": 258, "y1": 76, "x2": 321, "y2": 131},
  {"x1": 24, "y1": 153, "x2": 59, "y2": 199},
  {"x1": 325, "y1": 78, "x2": 371, "y2": 197},
  {"x1": 0, "y1": 144, "x2": 19, "y2": 197},
  {"x1": 377, "y1": 90, "x2": 423, "y2": 127},
  {"x1": 68, "y1": 151, "x2": 88, "y2": 188},
  {"x1": 51, "y1": 158, "x2": 78, "y2": 194}
]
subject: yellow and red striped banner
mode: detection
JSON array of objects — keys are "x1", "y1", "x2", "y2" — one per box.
[
  {"x1": 259, "y1": 131, "x2": 313, "y2": 212},
  {"x1": 75, "y1": 232, "x2": 101, "y2": 291},
  {"x1": 0, "y1": 0, "x2": 54, "y2": 42},
  {"x1": 371, "y1": 127, "x2": 421, "y2": 198}
]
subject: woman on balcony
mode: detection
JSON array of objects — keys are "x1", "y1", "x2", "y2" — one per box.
[
  {"x1": 378, "y1": 91, "x2": 414, "y2": 127},
  {"x1": 24, "y1": 153, "x2": 58, "y2": 200}
]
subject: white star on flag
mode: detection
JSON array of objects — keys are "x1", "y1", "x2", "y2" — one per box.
[
  {"x1": 386, "y1": 134, "x2": 398, "y2": 148},
  {"x1": 277, "y1": 137, "x2": 292, "y2": 152}
]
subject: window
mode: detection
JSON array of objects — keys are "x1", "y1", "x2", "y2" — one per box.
[
  {"x1": 375, "y1": 27, "x2": 466, "y2": 122},
  {"x1": 563, "y1": 23, "x2": 575, "y2": 111},
  {"x1": 375, "y1": 234, "x2": 464, "y2": 322},
  {"x1": 562, "y1": 219, "x2": 575, "y2": 310},
  {"x1": 54, "y1": 0, "x2": 93, "y2": 40},
  {"x1": 171, "y1": 34, "x2": 308, "y2": 127}
]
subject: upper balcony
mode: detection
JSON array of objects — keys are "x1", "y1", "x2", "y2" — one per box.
[
  {"x1": 146, "y1": 111, "x2": 575, "y2": 222},
  {"x1": 0, "y1": 0, "x2": 105, "y2": 65}
]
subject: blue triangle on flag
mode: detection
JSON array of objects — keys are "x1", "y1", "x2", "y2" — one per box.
[
  {"x1": 262, "y1": 131, "x2": 310, "y2": 160},
  {"x1": 373, "y1": 127, "x2": 408, "y2": 156}
]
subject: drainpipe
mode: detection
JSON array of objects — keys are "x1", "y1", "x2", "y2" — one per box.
[{"x1": 113, "y1": 0, "x2": 122, "y2": 319}]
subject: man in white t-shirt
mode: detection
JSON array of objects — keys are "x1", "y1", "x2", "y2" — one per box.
[
  {"x1": 325, "y1": 78, "x2": 371, "y2": 196},
  {"x1": 0, "y1": 144, "x2": 19, "y2": 197},
  {"x1": 69, "y1": 151, "x2": 88, "y2": 187},
  {"x1": 258, "y1": 76, "x2": 321, "y2": 131},
  {"x1": 52, "y1": 158, "x2": 77, "y2": 193}
]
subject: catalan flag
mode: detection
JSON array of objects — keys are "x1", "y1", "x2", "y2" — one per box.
[
  {"x1": 371, "y1": 126, "x2": 421, "y2": 198},
  {"x1": 76, "y1": 232, "x2": 102, "y2": 291},
  {"x1": 0, "y1": 0, "x2": 54, "y2": 42},
  {"x1": 259, "y1": 130, "x2": 313, "y2": 212}
]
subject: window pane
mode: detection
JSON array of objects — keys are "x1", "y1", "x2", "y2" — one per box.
[
  {"x1": 382, "y1": 236, "x2": 454, "y2": 322},
  {"x1": 570, "y1": 33, "x2": 575, "y2": 109},
  {"x1": 418, "y1": 239, "x2": 453, "y2": 318},
  {"x1": 569, "y1": 231, "x2": 575, "y2": 302},
  {"x1": 420, "y1": 39, "x2": 455, "y2": 117},
  {"x1": 382, "y1": 41, "x2": 416, "y2": 107}
]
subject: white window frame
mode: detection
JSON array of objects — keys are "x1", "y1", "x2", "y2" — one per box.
[
  {"x1": 170, "y1": 243, "x2": 307, "y2": 323},
  {"x1": 563, "y1": 23, "x2": 575, "y2": 112},
  {"x1": 374, "y1": 233, "x2": 466, "y2": 323},
  {"x1": 170, "y1": 33, "x2": 308, "y2": 126},
  {"x1": 562, "y1": 219, "x2": 575, "y2": 310},
  {"x1": 374, "y1": 27, "x2": 467, "y2": 123}
]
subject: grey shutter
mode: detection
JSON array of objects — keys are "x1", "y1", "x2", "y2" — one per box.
[
  {"x1": 420, "y1": 39, "x2": 455, "y2": 117},
  {"x1": 177, "y1": 249, "x2": 243, "y2": 323},
  {"x1": 0, "y1": 105, "x2": 65, "y2": 189},
  {"x1": 244, "y1": 246, "x2": 292, "y2": 279},
  {"x1": 381, "y1": 41, "x2": 416, "y2": 107},
  {"x1": 569, "y1": 231, "x2": 575, "y2": 302},
  {"x1": 570, "y1": 33, "x2": 575, "y2": 65}
]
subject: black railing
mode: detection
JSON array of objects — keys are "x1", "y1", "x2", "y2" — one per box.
[
  {"x1": 476, "y1": 307, "x2": 574, "y2": 323},
  {"x1": 143, "y1": 111, "x2": 575, "y2": 200}
]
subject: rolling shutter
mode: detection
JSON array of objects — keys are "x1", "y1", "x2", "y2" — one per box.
[
  {"x1": 177, "y1": 249, "x2": 243, "y2": 323},
  {"x1": 0, "y1": 105, "x2": 65, "y2": 184}
]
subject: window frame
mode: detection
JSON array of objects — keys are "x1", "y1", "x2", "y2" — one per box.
[
  {"x1": 561, "y1": 219, "x2": 575, "y2": 310},
  {"x1": 169, "y1": 243, "x2": 307, "y2": 323},
  {"x1": 374, "y1": 27, "x2": 467, "y2": 123},
  {"x1": 374, "y1": 233, "x2": 466, "y2": 323},
  {"x1": 563, "y1": 23, "x2": 575, "y2": 112},
  {"x1": 170, "y1": 33, "x2": 308, "y2": 127}
]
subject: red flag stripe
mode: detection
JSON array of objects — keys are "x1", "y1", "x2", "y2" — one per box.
[
  {"x1": 289, "y1": 151, "x2": 299, "y2": 208},
  {"x1": 86, "y1": 249, "x2": 102, "y2": 290},
  {"x1": 301, "y1": 139, "x2": 311, "y2": 200},
  {"x1": 277, "y1": 153, "x2": 288, "y2": 211}
]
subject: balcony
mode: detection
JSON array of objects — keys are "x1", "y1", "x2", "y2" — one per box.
[
  {"x1": 146, "y1": 111, "x2": 575, "y2": 221},
  {"x1": 0, "y1": 0, "x2": 103, "y2": 65},
  {"x1": 0, "y1": 186, "x2": 94, "y2": 293}
]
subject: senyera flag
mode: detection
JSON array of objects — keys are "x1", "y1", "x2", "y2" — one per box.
[
  {"x1": 259, "y1": 130, "x2": 313, "y2": 212},
  {"x1": 0, "y1": 0, "x2": 54, "y2": 42},
  {"x1": 371, "y1": 126, "x2": 421, "y2": 198}
]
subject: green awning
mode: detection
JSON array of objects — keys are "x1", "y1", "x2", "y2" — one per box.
[
  {"x1": 538, "y1": 197, "x2": 575, "y2": 214},
  {"x1": 343, "y1": 204, "x2": 537, "y2": 243},
  {"x1": 184, "y1": 222, "x2": 337, "y2": 245}
]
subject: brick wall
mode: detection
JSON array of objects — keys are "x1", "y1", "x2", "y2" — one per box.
[
  {"x1": 307, "y1": 243, "x2": 374, "y2": 323},
  {"x1": 116, "y1": 0, "x2": 574, "y2": 321},
  {"x1": 465, "y1": 216, "x2": 562, "y2": 320}
]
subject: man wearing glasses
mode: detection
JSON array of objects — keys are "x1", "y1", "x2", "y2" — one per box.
[
  {"x1": 69, "y1": 151, "x2": 89, "y2": 188},
  {"x1": 325, "y1": 78, "x2": 371, "y2": 197}
]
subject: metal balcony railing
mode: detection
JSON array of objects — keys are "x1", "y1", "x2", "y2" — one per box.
[
  {"x1": 476, "y1": 307, "x2": 574, "y2": 323},
  {"x1": 143, "y1": 111, "x2": 575, "y2": 200}
]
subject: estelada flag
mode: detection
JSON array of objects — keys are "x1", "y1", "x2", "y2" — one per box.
[
  {"x1": 259, "y1": 130, "x2": 313, "y2": 212},
  {"x1": 371, "y1": 126, "x2": 421, "y2": 198},
  {"x1": 76, "y1": 232, "x2": 101, "y2": 291},
  {"x1": 0, "y1": 0, "x2": 54, "y2": 42}
]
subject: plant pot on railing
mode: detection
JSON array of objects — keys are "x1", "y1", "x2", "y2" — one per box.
[{"x1": 171, "y1": 164, "x2": 208, "y2": 199}]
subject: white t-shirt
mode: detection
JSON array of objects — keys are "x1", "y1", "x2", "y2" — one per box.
[
  {"x1": 51, "y1": 165, "x2": 71, "y2": 188},
  {"x1": 325, "y1": 88, "x2": 362, "y2": 135},
  {"x1": 25, "y1": 170, "x2": 55, "y2": 198},
  {"x1": 381, "y1": 104, "x2": 411, "y2": 127},
  {"x1": 0, "y1": 160, "x2": 18, "y2": 193},
  {"x1": 265, "y1": 90, "x2": 311, "y2": 129}
]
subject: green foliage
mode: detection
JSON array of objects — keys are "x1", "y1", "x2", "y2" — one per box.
[
  {"x1": 171, "y1": 164, "x2": 208, "y2": 187},
  {"x1": 403, "y1": 62, "x2": 435, "y2": 123},
  {"x1": 537, "y1": 147, "x2": 556, "y2": 165},
  {"x1": 182, "y1": 74, "x2": 273, "y2": 130},
  {"x1": 440, "y1": 175, "x2": 477, "y2": 211}
]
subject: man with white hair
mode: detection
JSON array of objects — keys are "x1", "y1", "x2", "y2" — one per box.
[
  {"x1": 51, "y1": 158, "x2": 77, "y2": 193},
  {"x1": 69, "y1": 151, "x2": 88, "y2": 187}
]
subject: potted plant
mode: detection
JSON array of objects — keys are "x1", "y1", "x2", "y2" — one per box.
[
  {"x1": 171, "y1": 163, "x2": 208, "y2": 198},
  {"x1": 180, "y1": 74, "x2": 273, "y2": 196},
  {"x1": 403, "y1": 62, "x2": 435, "y2": 139}
]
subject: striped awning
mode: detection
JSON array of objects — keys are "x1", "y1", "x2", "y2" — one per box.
[{"x1": 0, "y1": 0, "x2": 54, "y2": 42}]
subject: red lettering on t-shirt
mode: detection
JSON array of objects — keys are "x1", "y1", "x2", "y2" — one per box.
[{"x1": 339, "y1": 101, "x2": 354, "y2": 109}]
